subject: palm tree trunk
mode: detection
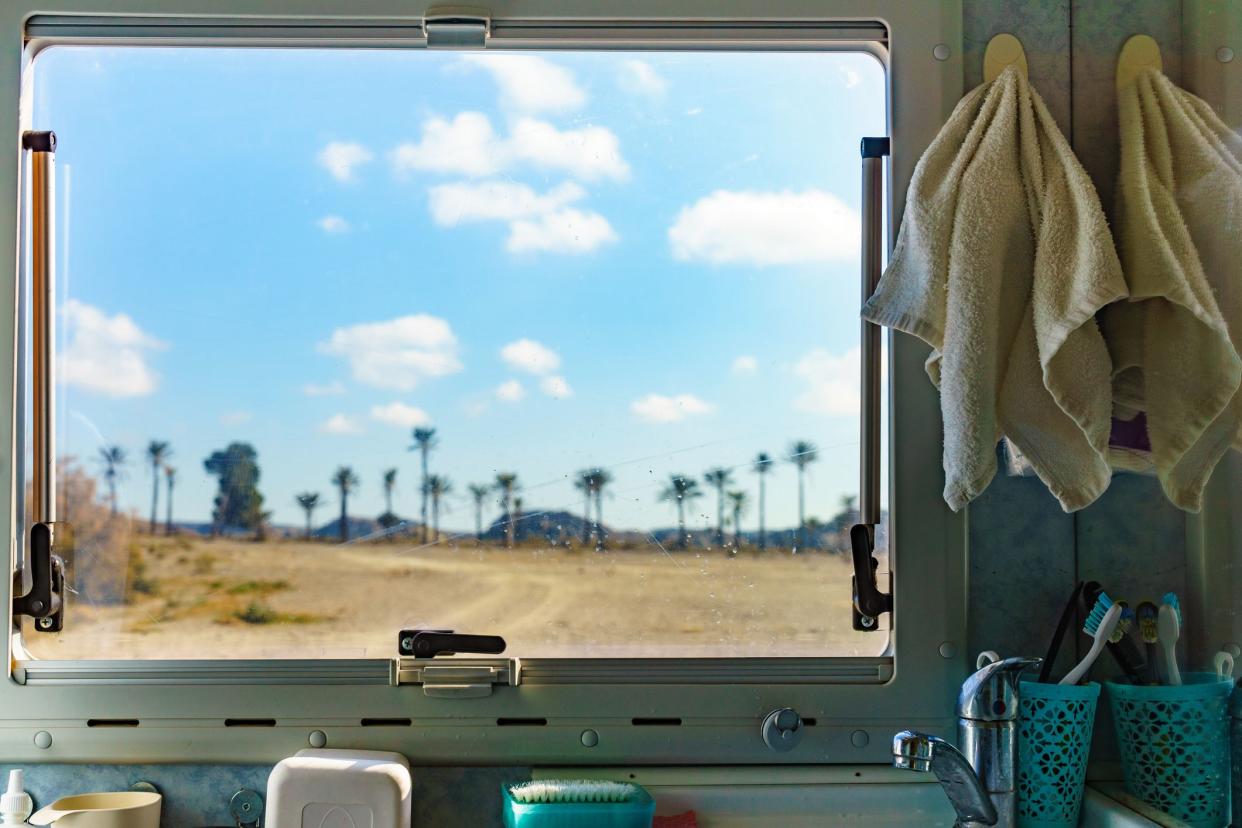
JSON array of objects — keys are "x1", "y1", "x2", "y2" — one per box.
[
  {"x1": 676, "y1": 498, "x2": 687, "y2": 549},
  {"x1": 165, "y1": 478, "x2": 174, "y2": 535},
  {"x1": 474, "y1": 504, "x2": 483, "y2": 541},
  {"x1": 385, "y1": 489, "x2": 393, "y2": 518},
  {"x1": 432, "y1": 496, "x2": 440, "y2": 539},
  {"x1": 340, "y1": 491, "x2": 349, "y2": 543},
  {"x1": 733, "y1": 505, "x2": 742, "y2": 548},
  {"x1": 582, "y1": 493, "x2": 592, "y2": 544},
  {"x1": 109, "y1": 479, "x2": 118, "y2": 518},
  {"x1": 797, "y1": 469, "x2": 806, "y2": 550},
  {"x1": 305, "y1": 509, "x2": 312, "y2": 540},
  {"x1": 419, "y1": 448, "x2": 429, "y2": 544},
  {"x1": 759, "y1": 476, "x2": 767, "y2": 550},
  {"x1": 594, "y1": 491, "x2": 605, "y2": 551},
  {"x1": 504, "y1": 495, "x2": 514, "y2": 548},
  {"x1": 150, "y1": 463, "x2": 159, "y2": 534},
  {"x1": 715, "y1": 487, "x2": 725, "y2": 546}
]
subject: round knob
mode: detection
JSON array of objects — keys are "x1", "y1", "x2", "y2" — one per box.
[{"x1": 761, "y1": 707, "x2": 803, "y2": 752}]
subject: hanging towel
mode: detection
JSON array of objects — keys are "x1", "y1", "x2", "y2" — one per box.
[
  {"x1": 862, "y1": 66, "x2": 1127, "y2": 512},
  {"x1": 1101, "y1": 67, "x2": 1242, "y2": 511}
]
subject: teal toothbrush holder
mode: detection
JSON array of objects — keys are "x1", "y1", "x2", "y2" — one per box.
[
  {"x1": 1016, "y1": 680, "x2": 1099, "y2": 828},
  {"x1": 1106, "y1": 672, "x2": 1232, "y2": 827}
]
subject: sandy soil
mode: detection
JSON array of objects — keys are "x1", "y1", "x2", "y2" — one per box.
[{"x1": 25, "y1": 535, "x2": 884, "y2": 660}]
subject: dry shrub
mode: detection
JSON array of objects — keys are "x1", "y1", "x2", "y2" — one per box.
[{"x1": 28, "y1": 459, "x2": 138, "y2": 606}]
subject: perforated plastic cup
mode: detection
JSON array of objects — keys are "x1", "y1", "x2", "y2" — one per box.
[
  {"x1": 1106, "y1": 672, "x2": 1232, "y2": 827},
  {"x1": 1016, "y1": 680, "x2": 1099, "y2": 828}
]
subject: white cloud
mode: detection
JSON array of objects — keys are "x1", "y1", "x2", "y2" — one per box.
[
  {"x1": 507, "y1": 117, "x2": 630, "y2": 182},
  {"x1": 317, "y1": 142, "x2": 373, "y2": 182},
  {"x1": 429, "y1": 181, "x2": 615, "y2": 255},
  {"x1": 391, "y1": 112, "x2": 500, "y2": 178},
  {"x1": 461, "y1": 54, "x2": 587, "y2": 114},
  {"x1": 540, "y1": 375, "x2": 573, "y2": 399},
  {"x1": 500, "y1": 338, "x2": 560, "y2": 375},
  {"x1": 685, "y1": 107, "x2": 703, "y2": 117},
  {"x1": 219, "y1": 411, "x2": 252, "y2": 426},
  {"x1": 508, "y1": 209, "x2": 618, "y2": 254},
  {"x1": 731, "y1": 355, "x2": 759, "y2": 376},
  {"x1": 496, "y1": 380, "x2": 526, "y2": 402},
  {"x1": 370, "y1": 401, "x2": 432, "y2": 428},
  {"x1": 303, "y1": 381, "x2": 346, "y2": 397},
  {"x1": 60, "y1": 299, "x2": 166, "y2": 398},
  {"x1": 669, "y1": 189, "x2": 860, "y2": 266},
  {"x1": 319, "y1": 413, "x2": 363, "y2": 435},
  {"x1": 392, "y1": 113, "x2": 629, "y2": 182},
  {"x1": 839, "y1": 66, "x2": 862, "y2": 88},
  {"x1": 631, "y1": 393, "x2": 715, "y2": 423},
  {"x1": 319, "y1": 314, "x2": 461, "y2": 392},
  {"x1": 317, "y1": 215, "x2": 351, "y2": 233},
  {"x1": 792, "y1": 346, "x2": 860, "y2": 415},
  {"x1": 429, "y1": 181, "x2": 586, "y2": 225},
  {"x1": 618, "y1": 59, "x2": 667, "y2": 97}
]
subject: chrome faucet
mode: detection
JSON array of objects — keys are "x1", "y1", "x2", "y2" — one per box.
[{"x1": 892, "y1": 656, "x2": 1040, "y2": 827}]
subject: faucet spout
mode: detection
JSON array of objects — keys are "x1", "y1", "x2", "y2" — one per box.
[{"x1": 892, "y1": 731, "x2": 998, "y2": 827}]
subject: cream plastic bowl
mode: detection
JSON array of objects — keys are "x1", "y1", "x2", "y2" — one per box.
[{"x1": 29, "y1": 792, "x2": 161, "y2": 828}]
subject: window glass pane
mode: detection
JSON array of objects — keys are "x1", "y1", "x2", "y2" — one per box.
[{"x1": 25, "y1": 46, "x2": 888, "y2": 659}]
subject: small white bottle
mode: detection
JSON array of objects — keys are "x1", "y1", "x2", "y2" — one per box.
[{"x1": 0, "y1": 770, "x2": 32, "y2": 825}]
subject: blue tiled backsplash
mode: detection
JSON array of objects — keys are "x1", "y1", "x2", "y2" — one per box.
[{"x1": 0, "y1": 764, "x2": 529, "y2": 826}]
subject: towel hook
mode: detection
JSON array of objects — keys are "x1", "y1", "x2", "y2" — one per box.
[
  {"x1": 983, "y1": 33, "x2": 1028, "y2": 82},
  {"x1": 1117, "y1": 34, "x2": 1162, "y2": 90}
]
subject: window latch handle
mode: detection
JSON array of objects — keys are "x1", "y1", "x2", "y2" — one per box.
[
  {"x1": 850, "y1": 523, "x2": 891, "y2": 631},
  {"x1": 399, "y1": 629, "x2": 507, "y2": 657},
  {"x1": 13, "y1": 523, "x2": 65, "y2": 632}
]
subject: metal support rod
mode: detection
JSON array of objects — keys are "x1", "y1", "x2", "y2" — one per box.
[
  {"x1": 25, "y1": 131, "x2": 56, "y2": 525},
  {"x1": 859, "y1": 137, "x2": 887, "y2": 528}
]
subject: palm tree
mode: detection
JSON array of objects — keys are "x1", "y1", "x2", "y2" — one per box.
[
  {"x1": 574, "y1": 469, "x2": 597, "y2": 545},
  {"x1": 97, "y1": 445, "x2": 127, "y2": 517},
  {"x1": 659, "y1": 474, "x2": 702, "y2": 549},
  {"x1": 296, "y1": 492, "x2": 321, "y2": 539},
  {"x1": 727, "y1": 490, "x2": 749, "y2": 550},
  {"x1": 513, "y1": 497, "x2": 524, "y2": 545},
  {"x1": 331, "y1": 466, "x2": 359, "y2": 542},
  {"x1": 382, "y1": 468, "x2": 398, "y2": 517},
  {"x1": 409, "y1": 427, "x2": 438, "y2": 543},
  {"x1": 145, "y1": 440, "x2": 171, "y2": 534},
  {"x1": 493, "y1": 472, "x2": 519, "y2": 548},
  {"x1": 163, "y1": 466, "x2": 177, "y2": 535},
  {"x1": 788, "y1": 440, "x2": 819, "y2": 549},
  {"x1": 468, "y1": 483, "x2": 490, "y2": 541},
  {"x1": 592, "y1": 468, "x2": 613, "y2": 550},
  {"x1": 425, "y1": 474, "x2": 452, "y2": 539},
  {"x1": 703, "y1": 467, "x2": 733, "y2": 546},
  {"x1": 753, "y1": 452, "x2": 774, "y2": 550}
]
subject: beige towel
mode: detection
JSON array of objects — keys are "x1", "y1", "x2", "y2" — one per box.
[
  {"x1": 862, "y1": 67, "x2": 1127, "y2": 512},
  {"x1": 1102, "y1": 68, "x2": 1242, "y2": 511}
]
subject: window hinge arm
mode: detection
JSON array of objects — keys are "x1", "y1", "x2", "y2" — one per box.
[
  {"x1": 423, "y1": 7, "x2": 490, "y2": 48},
  {"x1": 13, "y1": 523, "x2": 65, "y2": 633}
]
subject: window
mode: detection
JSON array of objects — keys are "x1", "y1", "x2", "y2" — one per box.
[
  {"x1": 0, "y1": 2, "x2": 966, "y2": 767},
  {"x1": 24, "y1": 45, "x2": 888, "y2": 661}
]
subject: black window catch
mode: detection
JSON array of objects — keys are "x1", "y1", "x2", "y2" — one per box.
[
  {"x1": 13, "y1": 523, "x2": 65, "y2": 633},
  {"x1": 398, "y1": 629, "x2": 506, "y2": 658},
  {"x1": 850, "y1": 523, "x2": 891, "y2": 631}
]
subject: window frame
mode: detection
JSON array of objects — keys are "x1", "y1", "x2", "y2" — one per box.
[{"x1": 0, "y1": 0, "x2": 966, "y2": 765}]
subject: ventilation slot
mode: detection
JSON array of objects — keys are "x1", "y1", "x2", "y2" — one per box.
[
  {"x1": 631, "y1": 717, "x2": 682, "y2": 726},
  {"x1": 361, "y1": 718, "x2": 412, "y2": 727},
  {"x1": 224, "y1": 718, "x2": 277, "y2": 727},
  {"x1": 802, "y1": 718, "x2": 818, "y2": 726},
  {"x1": 86, "y1": 719, "x2": 139, "y2": 728},
  {"x1": 496, "y1": 717, "x2": 547, "y2": 727}
]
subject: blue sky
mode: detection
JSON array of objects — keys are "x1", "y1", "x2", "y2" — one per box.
[{"x1": 34, "y1": 46, "x2": 886, "y2": 534}]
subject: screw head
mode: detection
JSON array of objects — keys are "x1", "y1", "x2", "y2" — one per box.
[
  {"x1": 37, "y1": 617, "x2": 54, "y2": 630},
  {"x1": 1218, "y1": 46, "x2": 1235, "y2": 63},
  {"x1": 33, "y1": 731, "x2": 52, "y2": 749},
  {"x1": 308, "y1": 730, "x2": 327, "y2": 748},
  {"x1": 933, "y1": 44, "x2": 951, "y2": 61},
  {"x1": 859, "y1": 614, "x2": 876, "y2": 629},
  {"x1": 939, "y1": 641, "x2": 958, "y2": 659},
  {"x1": 580, "y1": 729, "x2": 599, "y2": 748}
]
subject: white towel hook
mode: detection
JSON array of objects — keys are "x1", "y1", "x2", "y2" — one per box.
[
  {"x1": 984, "y1": 33, "x2": 1028, "y2": 83},
  {"x1": 1117, "y1": 34, "x2": 1162, "y2": 90}
]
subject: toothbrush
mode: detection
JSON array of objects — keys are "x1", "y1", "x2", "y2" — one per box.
[
  {"x1": 1212, "y1": 651, "x2": 1234, "y2": 681},
  {"x1": 1106, "y1": 600, "x2": 1147, "y2": 684},
  {"x1": 1136, "y1": 601, "x2": 1160, "y2": 683},
  {"x1": 1159, "y1": 593, "x2": 1182, "y2": 686},
  {"x1": 1061, "y1": 597, "x2": 1123, "y2": 685}
]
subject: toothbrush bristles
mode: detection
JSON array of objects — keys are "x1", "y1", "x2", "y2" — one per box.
[
  {"x1": 1110, "y1": 602, "x2": 1134, "y2": 643},
  {"x1": 1136, "y1": 602, "x2": 1159, "y2": 643},
  {"x1": 1162, "y1": 592, "x2": 1182, "y2": 625},
  {"x1": 1083, "y1": 592, "x2": 1114, "y2": 636}
]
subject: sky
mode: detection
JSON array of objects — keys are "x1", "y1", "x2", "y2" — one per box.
[{"x1": 32, "y1": 46, "x2": 887, "y2": 534}]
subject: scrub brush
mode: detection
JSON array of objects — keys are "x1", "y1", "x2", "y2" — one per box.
[
  {"x1": 1159, "y1": 592, "x2": 1182, "y2": 686},
  {"x1": 1061, "y1": 593, "x2": 1123, "y2": 685},
  {"x1": 1136, "y1": 601, "x2": 1159, "y2": 683},
  {"x1": 508, "y1": 781, "x2": 640, "y2": 804}
]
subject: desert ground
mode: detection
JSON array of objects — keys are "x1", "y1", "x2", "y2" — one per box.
[{"x1": 25, "y1": 534, "x2": 885, "y2": 660}]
